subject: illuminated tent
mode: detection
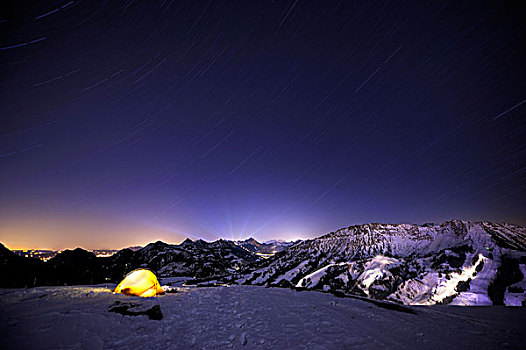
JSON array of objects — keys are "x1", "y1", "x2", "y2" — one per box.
[{"x1": 114, "y1": 269, "x2": 165, "y2": 297}]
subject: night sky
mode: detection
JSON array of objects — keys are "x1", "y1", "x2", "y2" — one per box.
[{"x1": 1, "y1": 1, "x2": 525, "y2": 250}]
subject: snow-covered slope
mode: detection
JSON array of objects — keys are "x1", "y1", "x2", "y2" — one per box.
[
  {"x1": 233, "y1": 238, "x2": 299, "y2": 255},
  {"x1": 1, "y1": 285, "x2": 525, "y2": 349},
  {"x1": 221, "y1": 220, "x2": 526, "y2": 306}
]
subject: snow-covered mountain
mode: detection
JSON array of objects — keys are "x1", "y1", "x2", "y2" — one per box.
[
  {"x1": 218, "y1": 220, "x2": 526, "y2": 306},
  {"x1": 233, "y1": 237, "x2": 299, "y2": 255}
]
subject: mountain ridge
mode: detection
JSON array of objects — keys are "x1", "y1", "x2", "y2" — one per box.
[
  {"x1": 216, "y1": 220, "x2": 526, "y2": 306},
  {"x1": 2, "y1": 220, "x2": 525, "y2": 306},
  {"x1": 0, "y1": 237, "x2": 297, "y2": 287}
]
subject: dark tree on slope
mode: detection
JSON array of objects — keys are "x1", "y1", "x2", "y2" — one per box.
[{"x1": 487, "y1": 256, "x2": 524, "y2": 305}]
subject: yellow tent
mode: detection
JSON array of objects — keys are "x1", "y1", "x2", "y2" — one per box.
[{"x1": 114, "y1": 269, "x2": 165, "y2": 297}]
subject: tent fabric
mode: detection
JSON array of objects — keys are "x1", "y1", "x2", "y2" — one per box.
[{"x1": 114, "y1": 269, "x2": 164, "y2": 297}]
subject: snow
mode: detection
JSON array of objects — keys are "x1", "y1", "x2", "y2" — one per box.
[
  {"x1": 431, "y1": 254, "x2": 482, "y2": 305},
  {"x1": 159, "y1": 276, "x2": 192, "y2": 286},
  {"x1": 357, "y1": 256, "x2": 400, "y2": 292},
  {"x1": 268, "y1": 259, "x2": 310, "y2": 285},
  {"x1": 2, "y1": 284, "x2": 526, "y2": 349},
  {"x1": 504, "y1": 263, "x2": 526, "y2": 306},
  {"x1": 296, "y1": 263, "x2": 347, "y2": 288},
  {"x1": 387, "y1": 254, "x2": 498, "y2": 306},
  {"x1": 453, "y1": 254, "x2": 496, "y2": 306},
  {"x1": 505, "y1": 292, "x2": 525, "y2": 307},
  {"x1": 390, "y1": 276, "x2": 436, "y2": 305}
]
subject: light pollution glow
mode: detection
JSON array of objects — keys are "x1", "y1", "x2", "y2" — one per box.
[{"x1": 0, "y1": 210, "x2": 308, "y2": 251}]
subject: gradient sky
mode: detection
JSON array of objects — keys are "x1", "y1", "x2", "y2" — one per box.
[{"x1": 1, "y1": 1, "x2": 525, "y2": 250}]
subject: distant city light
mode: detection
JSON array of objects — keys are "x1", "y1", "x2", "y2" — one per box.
[{"x1": 12, "y1": 249, "x2": 118, "y2": 261}]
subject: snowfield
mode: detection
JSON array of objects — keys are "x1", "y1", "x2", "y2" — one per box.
[{"x1": 1, "y1": 285, "x2": 525, "y2": 349}]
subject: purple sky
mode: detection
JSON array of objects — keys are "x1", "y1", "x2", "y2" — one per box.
[{"x1": 1, "y1": 1, "x2": 525, "y2": 249}]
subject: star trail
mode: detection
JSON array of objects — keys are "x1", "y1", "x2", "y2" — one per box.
[{"x1": 1, "y1": 1, "x2": 525, "y2": 250}]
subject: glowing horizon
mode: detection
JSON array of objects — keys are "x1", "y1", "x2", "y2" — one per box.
[{"x1": 0, "y1": 212, "x2": 310, "y2": 251}]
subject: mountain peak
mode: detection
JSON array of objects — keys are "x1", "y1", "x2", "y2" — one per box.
[
  {"x1": 194, "y1": 239, "x2": 208, "y2": 247},
  {"x1": 181, "y1": 238, "x2": 194, "y2": 246},
  {"x1": 142, "y1": 240, "x2": 170, "y2": 251}
]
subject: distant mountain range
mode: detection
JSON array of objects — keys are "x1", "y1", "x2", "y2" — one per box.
[
  {"x1": 2, "y1": 220, "x2": 525, "y2": 306},
  {"x1": 233, "y1": 237, "x2": 299, "y2": 255},
  {"x1": 0, "y1": 237, "x2": 296, "y2": 287}
]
